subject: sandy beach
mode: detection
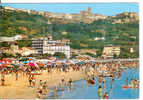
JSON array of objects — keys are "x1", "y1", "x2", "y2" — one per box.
[
  {"x1": 0, "y1": 68, "x2": 84, "y2": 99},
  {"x1": 0, "y1": 59, "x2": 138, "y2": 99}
]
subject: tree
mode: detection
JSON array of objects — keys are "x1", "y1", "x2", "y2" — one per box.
[
  {"x1": 53, "y1": 52, "x2": 66, "y2": 59},
  {"x1": 42, "y1": 53, "x2": 52, "y2": 58},
  {"x1": 71, "y1": 54, "x2": 78, "y2": 59},
  {"x1": 1, "y1": 53, "x2": 14, "y2": 58},
  {"x1": 96, "y1": 49, "x2": 102, "y2": 57},
  {"x1": 85, "y1": 52, "x2": 96, "y2": 58},
  {"x1": 113, "y1": 54, "x2": 118, "y2": 59}
]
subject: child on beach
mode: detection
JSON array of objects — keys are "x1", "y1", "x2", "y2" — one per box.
[
  {"x1": 1, "y1": 74, "x2": 5, "y2": 86},
  {"x1": 31, "y1": 76, "x2": 36, "y2": 87},
  {"x1": 42, "y1": 80, "x2": 48, "y2": 93},
  {"x1": 36, "y1": 87, "x2": 43, "y2": 98},
  {"x1": 40, "y1": 80, "x2": 43, "y2": 88},
  {"x1": 28, "y1": 75, "x2": 32, "y2": 87},
  {"x1": 15, "y1": 71, "x2": 18, "y2": 81}
]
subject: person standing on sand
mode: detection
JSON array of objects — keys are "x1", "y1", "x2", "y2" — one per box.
[
  {"x1": 42, "y1": 80, "x2": 48, "y2": 93},
  {"x1": 40, "y1": 80, "x2": 43, "y2": 88},
  {"x1": 36, "y1": 87, "x2": 43, "y2": 98},
  {"x1": 15, "y1": 71, "x2": 18, "y2": 81},
  {"x1": 28, "y1": 75, "x2": 32, "y2": 87},
  {"x1": 31, "y1": 75, "x2": 36, "y2": 87},
  {"x1": 1, "y1": 72, "x2": 5, "y2": 86}
]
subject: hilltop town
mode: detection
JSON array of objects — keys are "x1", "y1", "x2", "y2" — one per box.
[{"x1": 1, "y1": 6, "x2": 139, "y2": 24}]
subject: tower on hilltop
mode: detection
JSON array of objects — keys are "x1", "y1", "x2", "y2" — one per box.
[{"x1": 88, "y1": 7, "x2": 91, "y2": 13}]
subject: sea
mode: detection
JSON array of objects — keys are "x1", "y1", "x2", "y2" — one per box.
[{"x1": 46, "y1": 67, "x2": 139, "y2": 99}]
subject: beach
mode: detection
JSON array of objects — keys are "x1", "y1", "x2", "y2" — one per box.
[
  {"x1": 0, "y1": 59, "x2": 139, "y2": 99},
  {"x1": 0, "y1": 68, "x2": 84, "y2": 99}
]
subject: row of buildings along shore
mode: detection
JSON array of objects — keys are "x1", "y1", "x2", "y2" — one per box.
[{"x1": 0, "y1": 35, "x2": 136, "y2": 59}]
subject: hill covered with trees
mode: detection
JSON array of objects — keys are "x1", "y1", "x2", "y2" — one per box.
[{"x1": 0, "y1": 6, "x2": 139, "y2": 58}]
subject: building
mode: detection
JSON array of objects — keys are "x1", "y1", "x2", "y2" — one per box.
[
  {"x1": 70, "y1": 49, "x2": 79, "y2": 55},
  {"x1": 21, "y1": 47, "x2": 38, "y2": 56},
  {"x1": 130, "y1": 48, "x2": 134, "y2": 53},
  {"x1": 32, "y1": 36, "x2": 70, "y2": 58},
  {"x1": 1, "y1": 42, "x2": 38, "y2": 56},
  {"x1": 0, "y1": 35, "x2": 28, "y2": 42},
  {"x1": 94, "y1": 37, "x2": 105, "y2": 41},
  {"x1": 61, "y1": 31, "x2": 68, "y2": 35},
  {"x1": 38, "y1": 11, "x2": 45, "y2": 16},
  {"x1": 4, "y1": 6, "x2": 15, "y2": 11},
  {"x1": 102, "y1": 45, "x2": 120, "y2": 58}
]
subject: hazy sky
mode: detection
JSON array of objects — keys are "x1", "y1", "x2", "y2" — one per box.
[{"x1": 1, "y1": 3, "x2": 139, "y2": 16}]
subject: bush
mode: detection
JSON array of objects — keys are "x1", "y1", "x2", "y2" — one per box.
[{"x1": 53, "y1": 52, "x2": 66, "y2": 59}]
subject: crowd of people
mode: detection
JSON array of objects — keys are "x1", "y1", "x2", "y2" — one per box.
[{"x1": 0, "y1": 58, "x2": 139, "y2": 99}]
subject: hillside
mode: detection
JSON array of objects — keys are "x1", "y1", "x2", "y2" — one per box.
[{"x1": 0, "y1": 6, "x2": 139, "y2": 52}]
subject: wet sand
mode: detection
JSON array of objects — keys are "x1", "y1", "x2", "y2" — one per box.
[{"x1": 0, "y1": 69, "x2": 84, "y2": 99}]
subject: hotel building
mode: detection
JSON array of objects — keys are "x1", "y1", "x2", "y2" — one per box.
[{"x1": 32, "y1": 36, "x2": 70, "y2": 58}]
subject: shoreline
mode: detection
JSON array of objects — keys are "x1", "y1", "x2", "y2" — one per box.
[
  {"x1": 0, "y1": 59, "x2": 138, "y2": 99},
  {"x1": 0, "y1": 69, "x2": 85, "y2": 99}
]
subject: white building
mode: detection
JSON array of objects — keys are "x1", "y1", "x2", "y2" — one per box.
[
  {"x1": 32, "y1": 36, "x2": 70, "y2": 58},
  {"x1": 94, "y1": 37, "x2": 105, "y2": 41},
  {"x1": 4, "y1": 6, "x2": 16, "y2": 10},
  {"x1": 102, "y1": 45, "x2": 120, "y2": 58},
  {"x1": 0, "y1": 35, "x2": 25, "y2": 42}
]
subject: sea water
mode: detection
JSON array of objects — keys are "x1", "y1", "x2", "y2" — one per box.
[{"x1": 46, "y1": 67, "x2": 139, "y2": 99}]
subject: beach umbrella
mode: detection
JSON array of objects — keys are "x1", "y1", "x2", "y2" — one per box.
[
  {"x1": 77, "y1": 61, "x2": 84, "y2": 65},
  {"x1": 37, "y1": 62, "x2": 44, "y2": 67},
  {"x1": 1, "y1": 63, "x2": 7, "y2": 67},
  {"x1": 28, "y1": 62, "x2": 36, "y2": 67}
]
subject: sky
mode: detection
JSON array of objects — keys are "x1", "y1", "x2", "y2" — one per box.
[{"x1": 1, "y1": 3, "x2": 139, "y2": 16}]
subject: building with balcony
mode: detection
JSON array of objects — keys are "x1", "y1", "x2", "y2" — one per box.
[{"x1": 32, "y1": 36, "x2": 70, "y2": 58}]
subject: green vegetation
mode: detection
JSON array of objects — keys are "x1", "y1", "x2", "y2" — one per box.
[
  {"x1": 53, "y1": 52, "x2": 66, "y2": 59},
  {"x1": 17, "y1": 40, "x2": 32, "y2": 47},
  {"x1": 0, "y1": 7, "x2": 139, "y2": 58},
  {"x1": 40, "y1": 53, "x2": 52, "y2": 58},
  {"x1": 85, "y1": 52, "x2": 96, "y2": 58},
  {"x1": 0, "y1": 53, "x2": 14, "y2": 58},
  {"x1": 118, "y1": 47, "x2": 139, "y2": 58},
  {"x1": 70, "y1": 54, "x2": 78, "y2": 59}
]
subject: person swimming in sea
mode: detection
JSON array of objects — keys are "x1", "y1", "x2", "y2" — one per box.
[
  {"x1": 103, "y1": 78, "x2": 106, "y2": 89},
  {"x1": 98, "y1": 85, "x2": 103, "y2": 99},
  {"x1": 103, "y1": 92, "x2": 109, "y2": 99}
]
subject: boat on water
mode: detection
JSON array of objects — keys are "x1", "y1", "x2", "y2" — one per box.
[{"x1": 122, "y1": 85, "x2": 139, "y2": 89}]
